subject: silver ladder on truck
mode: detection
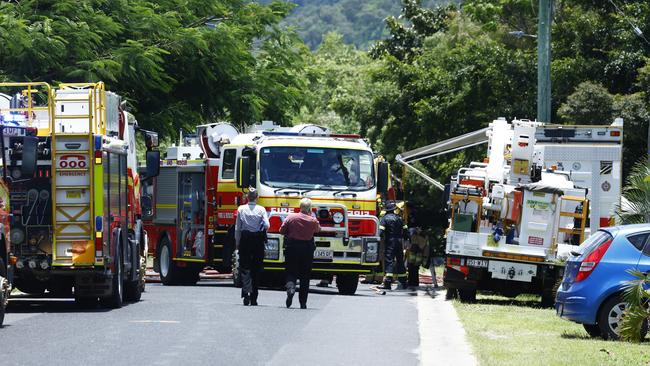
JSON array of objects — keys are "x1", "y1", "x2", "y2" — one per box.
[{"x1": 51, "y1": 83, "x2": 105, "y2": 265}]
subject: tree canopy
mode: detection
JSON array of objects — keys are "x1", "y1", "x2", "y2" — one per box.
[{"x1": 0, "y1": 0, "x2": 309, "y2": 137}]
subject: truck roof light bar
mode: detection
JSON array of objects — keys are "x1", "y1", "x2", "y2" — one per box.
[{"x1": 261, "y1": 131, "x2": 361, "y2": 139}]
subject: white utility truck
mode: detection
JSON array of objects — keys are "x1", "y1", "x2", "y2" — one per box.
[{"x1": 397, "y1": 118, "x2": 623, "y2": 305}]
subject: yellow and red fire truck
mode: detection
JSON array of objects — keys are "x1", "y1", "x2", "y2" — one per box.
[
  {"x1": 2, "y1": 81, "x2": 159, "y2": 308},
  {"x1": 143, "y1": 121, "x2": 389, "y2": 294}
]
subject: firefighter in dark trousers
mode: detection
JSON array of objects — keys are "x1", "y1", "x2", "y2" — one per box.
[
  {"x1": 280, "y1": 198, "x2": 321, "y2": 309},
  {"x1": 235, "y1": 189, "x2": 270, "y2": 306},
  {"x1": 379, "y1": 201, "x2": 408, "y2": 290}
]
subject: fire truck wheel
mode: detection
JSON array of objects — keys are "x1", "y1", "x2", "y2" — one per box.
[
  {"x1": 159, "y1": 237, "x2": 181, "y2": 285},
  {"x1": 0, "y1": 258, "x2": 7, "y2": 327},
  {"x1": 104, "y1": 244, "x2": 124, "y2": 309},
  {"x1": 336, "y1": 274, "x2": 359, "y2": 295},
  {"x1": 445, "y1": 288, "x2": 458, "y2": 300},
  {"x1": 458, "y1": 288, "x2": 477, "y2": 303},
  {"x1": 124, "y1": 247, "x2": 143, "y2": 302}
]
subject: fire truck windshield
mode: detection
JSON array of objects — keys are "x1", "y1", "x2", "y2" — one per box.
[{"x1": 260, "y1": 146, "x2": 375, "y2": 191}]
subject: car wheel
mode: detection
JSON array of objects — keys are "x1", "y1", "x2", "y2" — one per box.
[
  {"x1": 583, "y1": 323, "x2": 601, "y2": 338},
  {"x1": 597, "y1": 295, "x2": 648, "y2": 340}
]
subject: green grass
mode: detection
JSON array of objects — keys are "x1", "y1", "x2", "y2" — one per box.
[{"x1": 454, "y1": 295, "x2": 650, "y2": 366}]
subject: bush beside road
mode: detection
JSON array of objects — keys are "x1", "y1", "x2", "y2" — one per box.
[{"x1": 454, "y1": 295, "x2": 650, "y2": 366}]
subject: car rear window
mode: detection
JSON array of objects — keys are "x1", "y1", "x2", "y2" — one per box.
[
  {"x1": 627, "y1": 233, "x2": 649, "y2": 251},
  {"x1": 576, "y1": 230, "x2": 613, "y2": 256}
]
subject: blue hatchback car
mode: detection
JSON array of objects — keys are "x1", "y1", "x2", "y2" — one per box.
[{"x1": 556, "y1": 224, "x2": 650, "y2": 340}]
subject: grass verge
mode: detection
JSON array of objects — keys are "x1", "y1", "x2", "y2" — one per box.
[{"x1": 454, "y1": 295, "x2": 650, "y2": 366}]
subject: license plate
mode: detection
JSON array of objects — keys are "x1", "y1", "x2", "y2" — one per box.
[
  {"x1": 314, "y1": 249, "x2": 333, "y2": 260},
  {"x1": 3, "y1": 127, "x2": 26, "y2": 136},
  {"x1": 488, "y1": 260, "x2": 537, "y2": 282},
  {"x1": 467, "y1": 259, "x2": 488, "y2": 268}
]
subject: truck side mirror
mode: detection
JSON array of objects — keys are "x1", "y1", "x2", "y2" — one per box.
[
  {"x1": 145, "y1": 150, "x2": 160, "y2": 178},
  {"x1": 236, "y1": 156, "x2": 251, "y2": 188},
  {"x1": 21, "y1": 136, "x2": 38, "y2": 177},
  {"x1": 377, "y1": 161, "x2": 389, "y2": 194},
  {"x1": 145, "y1": 131, "x2": 159, "y2": 149}
]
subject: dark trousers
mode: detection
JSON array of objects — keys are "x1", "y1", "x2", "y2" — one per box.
[
  {"x1": 384, "y1": 237, "x2": 407, "y2": 285},
  {"x1": 239, "y1": 231, "x2": 265, "y2": 301},
  {"x1": 285, "y1": 240, "x2": 315, "y2": 306},
  {"x1": 407, "y1": 264, "x2": 420, "y2": 287}
]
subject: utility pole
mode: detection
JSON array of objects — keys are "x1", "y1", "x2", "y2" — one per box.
[{"x1": 537, "y1": 0, "x2": 553, "y2": 123}]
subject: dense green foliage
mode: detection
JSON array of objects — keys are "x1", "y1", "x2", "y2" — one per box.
[
  {"x1": 271, "y1": 0, "x2": 453, "y2": 50},
  {"x1": 0, "y1": 0, "x2": 308, "y2": 137}
]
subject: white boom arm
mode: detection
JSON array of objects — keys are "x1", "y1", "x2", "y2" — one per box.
[{"x1": 396, "y1": 127, "x2": 489, "y2": 190}]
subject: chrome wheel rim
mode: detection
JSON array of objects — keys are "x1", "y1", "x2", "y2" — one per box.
[
  {"x1": 160, "y1": 245, "x2": 169, "y2": 277},
  {"x1": 607, "y1": 302, "x2": 626, "y2": 335}
]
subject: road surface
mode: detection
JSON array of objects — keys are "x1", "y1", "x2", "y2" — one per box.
[{"x1": 0, "y1": 280, "x2": 474, "y2": 366}]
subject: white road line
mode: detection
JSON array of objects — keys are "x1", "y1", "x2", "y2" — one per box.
[
  {"x1": 129, "y1": 320, "x2": 180, "y2": 324},
  {"x1": 417, "y1": 290, "x2": 478, "y2": 366}
]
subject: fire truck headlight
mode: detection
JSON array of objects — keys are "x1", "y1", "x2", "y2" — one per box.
[
  {"x1": 264, "y1": 239, "x2": 280, "y2": 260},
  {"x1": 332, "y1": 212, "x2": 344, "y2": 224}
]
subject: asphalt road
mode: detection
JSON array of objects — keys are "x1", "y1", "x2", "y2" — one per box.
[{"x1": 1, "y1": 281, "x2": 426, "y2": 366}]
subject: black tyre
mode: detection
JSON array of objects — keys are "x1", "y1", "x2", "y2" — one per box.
[
  {"x1": 583, "y1": 324, "x2": 602, "y2": 338},
  {"x1": 541, "y1": 277, "x2": 562, "y2": 308},
  {"x1": 0, "y1": 258, "x2": 8, "y2": 327},
  {"x1": 597, "y1": 294, "x2": 648, "y2": 340},
  {"x1": 445, "y1": 287, "x2": 458, "y2": 300},
  {"x1": 336, "y1": 274, "x2": 359, "y2": 295},
  {"x1": 458, "y1": 288, "x2": 477, "y2": 303},
  {"x1": 103, "y1": 243, "x2": 124, "y2": 309},
  {"x1": 159, "y1": 237, "x2": 181, "y2": 285},
  {"x1": 124, "y1": 245, "x2": 143, "y2": 302}
]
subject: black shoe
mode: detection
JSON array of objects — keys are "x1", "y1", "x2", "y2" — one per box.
[
  {"x1": 286, "y1": 289, "x2": 294, "y2": 308},
  {"x1": 243, "y1": 294, "x2": 250, "y2": 306},
  {"x1": 300, "y1": 303, "x2": 307, "y2": 309},
  {"x1": 251, "y1": 299, "x2": 258, "y2": 306},
  {"x1": 378, "y1": 282, "x2": 392, "y2": 290}
]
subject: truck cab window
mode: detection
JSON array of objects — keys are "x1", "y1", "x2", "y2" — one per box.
[{"x1": 222, "y1": 149, "x2": 236, "y2": 180}]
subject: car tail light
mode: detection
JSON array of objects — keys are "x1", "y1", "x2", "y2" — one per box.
[{"x1": 575, "y1": 239, "x2": 613, "y2": 282}]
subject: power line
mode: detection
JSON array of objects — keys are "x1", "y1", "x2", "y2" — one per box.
[{"x1": 608, "y1": 0, "x2": 650, "y2": 47}]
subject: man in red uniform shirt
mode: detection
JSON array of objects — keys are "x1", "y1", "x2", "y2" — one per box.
[{"x1": 280, "y1": 198, "x2": 321, "y2": 309}]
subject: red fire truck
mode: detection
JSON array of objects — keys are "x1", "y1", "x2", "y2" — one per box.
[{"x1": 143, "y1": 122, "x2": 389, "y2": 294}]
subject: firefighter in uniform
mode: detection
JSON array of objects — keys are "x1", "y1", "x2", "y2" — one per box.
[
  {"x1": 406, "y1": 227, "x2": 430, "y2": 289},
  {"x1": 379, "y1": 201, "x2": 408, "y2": 290}
]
